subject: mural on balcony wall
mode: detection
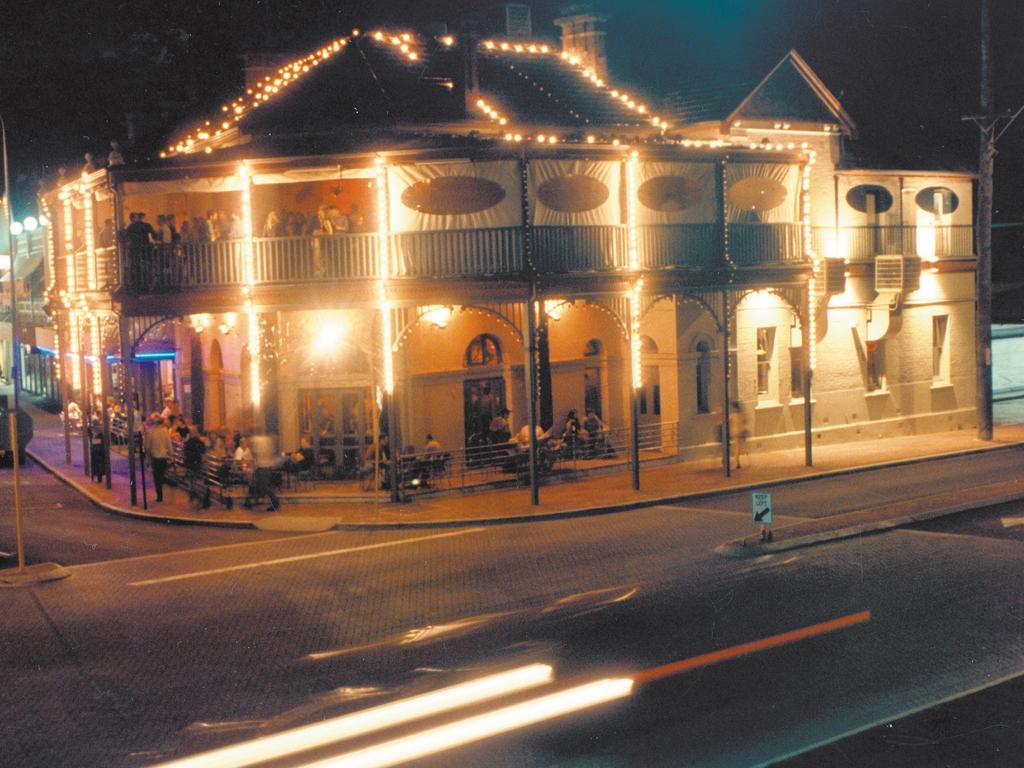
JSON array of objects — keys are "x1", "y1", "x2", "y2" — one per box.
[
  {"x1": 530, "y1": 159, "x2": 621, "y2": 226},
  {"x1": 390, "y1": 161, "x2": 521, "y2": 231},
  {"x1": 536, "y1": 174, "x2": 610, "y2": 213},
  {"x1": 635, "y1": 162, "x2": 716, "y2": 225},
  {"x1": 400, "y1": 177, "x2": 507, "y2": 215},
  {"x1": 725, "y1": 163, "x2": 799, "y2": 224},
  {"x1": 638, "y1": 175, "x2": 702, "y2": 212}
]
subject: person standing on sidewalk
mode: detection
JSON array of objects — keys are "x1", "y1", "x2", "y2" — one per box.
[
  {"x1": 249, "y1": 431, "x2": 281, "y2": 512},
  {"x1": 144, "y1": 414, "x2": 171, "y2": 503}
]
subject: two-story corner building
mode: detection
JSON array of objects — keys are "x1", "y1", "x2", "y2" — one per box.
[
  {"x1": 39, "y1": 10, "x2": 976, "y2": 500},
  {"x1": 0, "y1": 218, "x2": 59, "y2": 406}
]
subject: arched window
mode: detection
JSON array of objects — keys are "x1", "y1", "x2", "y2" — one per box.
[
  {"x1": 465, "y1": 334, "x2": 502, "y2": 367},
  {"x1": 695, "y1": 341, "x2": 711, "y2": 414},
  {"x1": 640, "y1": 335, "x2": 658, "y2": 353}
]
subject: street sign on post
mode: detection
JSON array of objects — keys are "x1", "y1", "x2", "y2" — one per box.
[{"x1": 752, "y1": 491, "x2": 773, "y2": 525}]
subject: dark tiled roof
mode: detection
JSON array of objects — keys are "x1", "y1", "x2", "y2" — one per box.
[{"x1": 476, "y1": 50, "x2": 652, "y2": 128}]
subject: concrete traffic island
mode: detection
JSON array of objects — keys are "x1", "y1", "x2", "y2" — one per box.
[{"x1": 0, "y1": 562, "x2": 71, "y2": 588}]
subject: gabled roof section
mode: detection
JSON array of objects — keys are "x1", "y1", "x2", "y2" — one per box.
[{"x1": 725, "y1": 50, "x2": 856, "y2": 136}]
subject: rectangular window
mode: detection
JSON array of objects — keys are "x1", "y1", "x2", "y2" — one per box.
[
  {"x1": 932, "y1": 315, "x2": 949, "y2": 382},
  {"x1": 866, "y1": 340, "x2": 885, "y2": 391},
  {"x1": 790, "y1": 345, "x2": 804, "y2": 399},
  {"x1": 756, "y1": 327, "x2": 775, "y2": 396}
]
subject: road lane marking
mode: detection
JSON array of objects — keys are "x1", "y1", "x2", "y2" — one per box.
[
  {"x1": 1000, "y1": 516, "x2": 1024, "y2": 528},
  {"x1": 130, "y1": 528, "x2": 485, "y2": 586},
  {"x1": 72, "y1": 530, "x2": 352, "y2": 570},
  {"x1": 150, "y1": 664, "x2": 553, "y2": 768},
  {"x1": 633, "y1": 610, "x2": 872, "y2": 685}
]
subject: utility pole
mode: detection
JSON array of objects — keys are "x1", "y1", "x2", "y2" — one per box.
[
  {"x1": 975, "y1": 0, "x2": 994, "y2": 440},
  {"x1": 965, "y1": 0, "x2": 1023, "y2": 440}
]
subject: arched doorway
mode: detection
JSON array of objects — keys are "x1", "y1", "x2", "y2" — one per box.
[
  {"x1": 638, "y1": 335, "x2": 661, "y2": 430},
  {"x1": 463, "y1": 333, "x2": 505, "y2": 445},
  {"x1": 694, "y1": 340, "x2": 712, "y2": 414}
]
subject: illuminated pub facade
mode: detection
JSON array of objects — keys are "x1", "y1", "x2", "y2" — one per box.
[{"x1": 42, "y1": 17, "x2": 976, "y2": 500}]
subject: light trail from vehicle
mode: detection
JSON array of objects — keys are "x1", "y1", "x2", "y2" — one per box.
[
  {"x1": 633, "y1": 610, "x2": 872, "y2": 685},
  {"x1": 294, "y1": 678, "x2": 636, "y2": 768},
  {"x1": 149, "y1": 664, "x2": 553, "y2": 768}
]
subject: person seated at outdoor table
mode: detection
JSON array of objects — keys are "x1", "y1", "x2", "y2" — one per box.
[
  {"x1": 511, "y1": 423, "x2": 550, "y2": 452},
  {"x1": 561, "y1": 409, "x2": 584, "y2": 455},
  {"x1": 234, "y1": 436, "x2": 253, "y2": 472},
  {"x1": 286, "y1": 436, "x2": 315, "y2": 473},
  {"x1": 488, "y1": 408, "x2": 511, "y2": 444}
]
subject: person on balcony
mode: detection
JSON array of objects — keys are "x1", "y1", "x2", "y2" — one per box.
[
  {"x1": 124, "y1": 212, "x2": 156, "y2": 288},
  {"x1": 263, "y1": 210, "x2": 285, "y2": 238},
  {"x1": 107, "y1": 140, "x2": 125, "y2": 167},
  {"x1": 98, "y1": 218, "x2": 116, "y2": 248}
]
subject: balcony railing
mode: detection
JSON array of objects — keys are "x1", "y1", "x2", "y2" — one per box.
[
  {"x1": 393, "y1": 226, "x2": 522, "y2": 277},
  {"x1": 115, "y1": 222, "x2": 821, "y2": 293},
  {"x1": 640, "y1": 224, "x2": 720, "y2": 269},
  {"x1": 532, "y1": 225, "x2": 624, "y2": 273},
  {"x1": 812, "y1": 225, "x2": 974, "y2": 261},
  {"x1": 728, "y1": 223, "x2": 804, "y2": 265}
]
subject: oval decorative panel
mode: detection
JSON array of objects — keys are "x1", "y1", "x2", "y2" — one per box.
[
  {"x1": 401, "y1": 176, "x2": 506, "y2": 215},
  {"x1": 537, "y1": 174, "x2": 609, "y2": 213},
  {"x1": 727, "y1": 176, "x2": 788, "y2": 213},
  {"x1": 638, "y1": 175, "x2": 703, "y2": 212}
]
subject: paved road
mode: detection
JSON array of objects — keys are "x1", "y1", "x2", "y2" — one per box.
[
  {"x1": 691, "y1": 445, "x2": 1024, "y2": 520},
  {"x1": 0, "y1": 460, "x2": 284, "y2": 566},
  {"x1": 2, "y1": 453, "x2": 1024, "y2": 766},
  {"x1": 775, "y1": 499, "x2": 1024, "y2": 768}
]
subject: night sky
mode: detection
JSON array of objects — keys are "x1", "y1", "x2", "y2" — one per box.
[{"x1": 1, "y1": 1, "x2": 1022, "y2": 227}]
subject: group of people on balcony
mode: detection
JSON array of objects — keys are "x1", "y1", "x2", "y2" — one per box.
[{"x1": 261, "y1": 203, "x2": 367, "y2": 239}]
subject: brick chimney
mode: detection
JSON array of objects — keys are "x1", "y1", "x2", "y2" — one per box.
[{"x1": 554, "y1": 3, "x2": 608, "y2": 79}]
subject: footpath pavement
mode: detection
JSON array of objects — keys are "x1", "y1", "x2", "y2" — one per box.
[{"x1": 17, "y1": 397, "x2": 1024, "y2": 555}]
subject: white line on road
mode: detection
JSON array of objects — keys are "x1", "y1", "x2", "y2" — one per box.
[
  {"x1": 73, "y1": 530, "x2": 369, "y2": 570},
  {"x1": 1001, "y1": 517, "x2": 1024, "y2": 528},
  {"x1": 130, "y1": 528, "x2": 485, "y2": 587}
]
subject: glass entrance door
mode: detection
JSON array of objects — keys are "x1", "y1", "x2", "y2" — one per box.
[
  {"x1": 300, "y1": 387, "x2": 370, "y2": 478},
  {"x1": 463, "y1": 376, "x2": 506, "y2": 446}
]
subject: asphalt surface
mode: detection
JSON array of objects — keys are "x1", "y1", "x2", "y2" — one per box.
[
  {"x1": 0, "y1": 460, "x2": 285, "y2": 566},
  {"x1": 775, "y1": 499, "x2": 1024, "y2": 768},
  {"x1": 3, "y1": 454, "x2": 1024, "y2": 767}
]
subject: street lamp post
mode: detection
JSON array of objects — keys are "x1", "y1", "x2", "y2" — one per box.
[{"x1": 1, "y1": 116, "x2": 20, "y2": 410}]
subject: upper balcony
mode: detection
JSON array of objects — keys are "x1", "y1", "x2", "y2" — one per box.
[
  {"x1": 47, "y1": 151, "x2": 834, "y2": 301},
  {"x1": 116, "y1": 221, "x2": 808, "y2": 293}
]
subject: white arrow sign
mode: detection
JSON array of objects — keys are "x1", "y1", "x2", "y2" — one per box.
[{"x1": 752, "y1": 491, "x2": 772, "y2": 525}]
